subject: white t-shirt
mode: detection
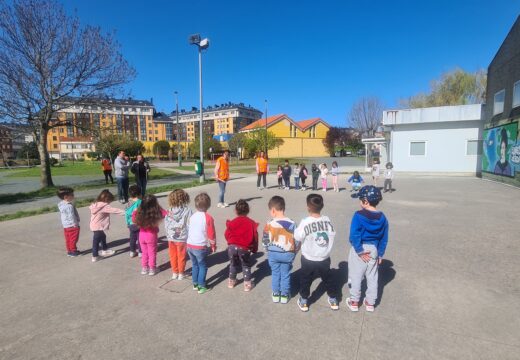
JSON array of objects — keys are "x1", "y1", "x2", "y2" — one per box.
[{"x1": 294, "y1": 215, "x2": 335, "y2": 261}]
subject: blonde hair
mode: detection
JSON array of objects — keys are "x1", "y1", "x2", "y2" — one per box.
[{"x1": 168, "y1": 189, "x2": 190, "y2": 208}]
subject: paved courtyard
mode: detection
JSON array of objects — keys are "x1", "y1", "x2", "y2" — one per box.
[{"x1": 0, "y1": 173, "x2": 519, "y2": 359}]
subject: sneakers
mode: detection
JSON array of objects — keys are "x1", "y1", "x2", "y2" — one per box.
[
  {"x1": 129, "y1": 251, "x2": 137, "y2": 258},
  {"x1": 228, "y1": 278, "x2": 236, "y2": 289},
  {"x1": 272, "y1": 293, "x2": 281, "y2": 303},
  {"x1": 217, "y1": 203, "x2": 224, "y2": 208},
  {"x1": 141, "y1": 267, "x2": 148, "y2": 275},
  {"x1": 346, "y1": 297, "x2": 359, "y2": 312},
  {"x1": 177, "y1": 273, "x2": 184, "y2": 281},
  {"x1": 297, "y1": 297, "x2": 309, "y2": 312},
  {"x1": 67, "y1": 251, "x2": 80, "y2": 257},
  {"x1": 222, "y1": 202, "x2": 229, "y2": 207},
  {"x1": 148, "y1": 268, "x2": 156, "y2": 276},
  {"x1": 192, "y1": 284, "x2": 199, "y2": 291},
  {"x1": 280, "y1": 295, "x2": 289, "y2": 304},
  {"x1": 91, "y1": 256, "x2": 99, "y2": 263},
  {"x1": 197, "y1": 286, "x2": 209, "y2": 294},
  {"x1": 100, "y1": 249, "x2": 115, "y2": 256},
  {"x1": 364, "y1": 300, "x2": 375, "y2": 312},
  {"x1": 243, "y1": 280, "x2": 253, "y2": 292},
  {"x1": 328, "y1": 297, "x2": 339, "y2": 311},
  {"x1": 171, "y1": 272, "x2": 178, "y2": 280}
]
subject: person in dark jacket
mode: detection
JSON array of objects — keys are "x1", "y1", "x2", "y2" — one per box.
[
  {"x1": 131, "y1": 155, "x2": 150, "y2": 196},
  {"x1": 311, "y1": 163, "x2": 320, "y2": 190},
  {"x1": 281, "y1": 160, "x2": 292, "y2": 190}
]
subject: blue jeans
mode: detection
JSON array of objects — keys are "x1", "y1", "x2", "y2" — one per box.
[
  {"x1": 218, "y1": 181, "x2": 226, "y2": 203},
  {"x1": 116, "y1": 177, "x2": 129, "y2": 202},
  {"x1": 294, "y1": 177, "x2": 300, "y2": 189},
  {"x1": 188, "y1": 248, "x2": 208, "y2": 288},
  {"x1": 268, "y1": 251, "x2": 295, "y2": 296}
]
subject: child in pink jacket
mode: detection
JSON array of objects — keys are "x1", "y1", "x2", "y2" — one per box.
[
  {"x1": 89, "y1": 190, "x2": 125, "y2": 262},
  {"x1": 133, "y1": 194, "x2": 168, "y2": 276}
]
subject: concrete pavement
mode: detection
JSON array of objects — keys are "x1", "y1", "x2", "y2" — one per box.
[{"x1": 0, "y1": 173, "x2": 519, "y2": 359}]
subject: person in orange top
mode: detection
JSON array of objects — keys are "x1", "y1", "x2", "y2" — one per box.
[
  {"x1": 256, "y1": 151, "x2": 269, "y2": 190},
  {"x1": 214, "y1": 150, "x2": 230, "y2": 208},
  {"x1": 101, "y1": 157, "x2": 113, "y2": 184}
]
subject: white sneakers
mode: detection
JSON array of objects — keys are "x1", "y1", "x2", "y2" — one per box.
[
  {"x1": 100, "y1": 249, "x2": 115, "y2": 256},
  {"x1": 217, "y1": 202, "x2": 230, "y2": 208},
  {"x1": 171, "y1": 273, "x2": 178, "y2": 280},
  {"x1": 172, "y1": 272, "x2": 185, "y2": 280}
]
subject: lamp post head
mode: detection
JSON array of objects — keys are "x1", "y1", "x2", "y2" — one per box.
[
  {"x1": 189, "y1": 34, "x2": 201, "y2": 45},
  {"x1": 199, "y1": 38, "x2": 210, "y2": 49}
]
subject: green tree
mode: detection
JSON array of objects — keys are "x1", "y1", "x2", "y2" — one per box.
[
  {"x1": 323, "y1": 127, "x2": 343, "y2": 156},
  {"x1": 401, "y1": 68, "x2": 487, "y2": 108},
  {"x1": 189, "y1": 133, "x2": 222, "y2": 159},
  {"x1": 243, "y1": 129, "x2": 284, "y2": 157},
  {"x1": 152, "y1": 140, "x2": 171, "y2": 160},
  {"x1": 17, "y1": 141, "x2": 39, "y2": 160},
  {"x1": 95, "y1": 135, "x2": 144, "y2": 162},
  {"x1": 227, "y1": 133, "x2": 246, "y2": 157}
]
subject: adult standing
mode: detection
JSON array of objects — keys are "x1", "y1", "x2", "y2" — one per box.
[
  {"x1": 131, "y1": 154, "x2": 151, "y2": 196},
  {"x1": 214, "y1": 150, "x2": 230, "y2": 208},
  {"x1": 256, "y1": 151, "x2": 268, "y2": 190},
  {"x1": 101, "y1": 157, "x2": 113, "y2": 184},
  {"x1": 114, "y1": 151, "x2": 130, "y2": 203}
]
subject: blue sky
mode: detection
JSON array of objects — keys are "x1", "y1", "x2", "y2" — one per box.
[{"x1": 64, "y1": 0, "x2": 519, "y2": 126}]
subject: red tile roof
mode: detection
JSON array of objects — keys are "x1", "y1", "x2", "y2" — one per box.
[
  {"x1": 297, "y1": 118, "x2": 323, "y2": 130},
  {"x1": 240, "y1": 114, "x2": 287, "y2": 131}
]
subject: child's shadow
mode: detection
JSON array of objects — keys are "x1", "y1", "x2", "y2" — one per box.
[
  {"x1": 251, "y1": 252, "x2": 269, "y2": 286},
  {"x1": 377, "y1": 259, "x2": 396, "y2": 305},
  {"x1": 204, "y1": 250, "x2": 232, "y2": 288}
]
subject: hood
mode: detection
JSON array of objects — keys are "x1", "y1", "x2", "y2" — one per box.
[
  {"x1": 89, "y1": 202, "x2": 109, "y2": 215},
  {"x1": 170, "y1": 206, "x2": 190, "y2": 222},
  {"x1": 356, "y1": 209, "x2": 387, "y2": 236}
]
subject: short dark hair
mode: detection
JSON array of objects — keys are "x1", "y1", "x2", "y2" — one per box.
[
  {"x1": 128, "y1": 185, "x2": 141, "y2": 198},
  {"x1": 194, "y1": 192, "x2": 211, "y2": 211},
  {"x1": 57, "y1": 187, "x2": 74, "y2": 199},
  {"x1": 295, "y1": 162, "x2": 299, "y2": 166},
  {"x1": 307, "y1": 193, "x2": 324, "y2": 213},
  {"x1": 96, "y1": 189, "x2": 115, "y2": 203},
  {"x1": 223, "y1": 150, "x2": 230, "y2": 154},
  {"x1": 235, "y1": 199, "x2": 249, "y2": 216},
  {"x1": 268, "y1": 196, "x2": 285, "y2": 211}
]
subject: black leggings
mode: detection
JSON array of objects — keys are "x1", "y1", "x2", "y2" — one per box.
[
  {"x1": 228, "y1": 246, "x2": 252, "y2": 281},
  {"x1": 92, "y1": 230, "x2": 107, "y2": 257}
]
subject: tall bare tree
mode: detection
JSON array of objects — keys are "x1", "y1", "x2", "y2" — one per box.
[
  {"x1": 0, "y1": 0, "x2": 135, "y2": 188},
  {"x1": 347, "y1": 97, "x2": 384, "y2": 137}
]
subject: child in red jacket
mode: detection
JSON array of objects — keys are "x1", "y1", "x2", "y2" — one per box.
[{"x1": 224, "y1": 199, "x2": 259, "y2": 291}]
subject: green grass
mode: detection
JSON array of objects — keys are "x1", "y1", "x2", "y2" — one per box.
[{"x1": 0, "y1": 180, "x2": 212, "y2": 222}]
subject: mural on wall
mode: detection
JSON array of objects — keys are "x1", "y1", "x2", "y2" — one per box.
[{"x1": 482, "y1": 122, "x2": 519, "y2": 177}]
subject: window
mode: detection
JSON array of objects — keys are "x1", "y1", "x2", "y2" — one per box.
[
  {"x1": 410, "y1": 141, "x2": 426, "y2": 156},
  {"x1": 53, "y1": 144, "x2": 58, "y2": 149},
  {"x1": 52, "y1": 136, "x2": 57, "y2": 141},
  {"x1": 513, "y1": 80, "x2": 520, "y2": 108},
  {"x1": 494, "y1": 90, "x2": 505, "y2": 115},
  {"x1": 466, "y1": 140, "x2": 482, "y2": 156}
]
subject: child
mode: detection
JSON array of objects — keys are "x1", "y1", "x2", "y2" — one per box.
[
  {"x1": 347, "y1": 185, "x2": 389, "y2": 312},
  {"x1": 89, "y1": 190, "x2": 125, "y2": 262},
  {"x1": 187, "y1": 192, "x2": 216, "y2": 294},
  {"x1": 276, "y1": 165, "x2": 283, "y2": 189},
  {"x1": 57, "y1": 187, "x2": 80, "y2": 257},
  {"x1": 384, "y1": 162, "x2": 394, "y2": 193},
  {"x1": 165, "y1": 189, "x2": 192, "y2": 280},
  {"x1": 293, "y1": 163, "x2": 301, "y2": 190},
  {"x1": 282, "y1": 160, "x2": 292, "y2": 190},
  {"x1": 262, "y1": 196, "x2": 299, "y2": 304},
  {"x1": 331, "y1": 161, "x2": 339, "y2": 192},
  {"x1": 133, "y1": 194, "x2": 167, "y2": 276},
  {"x1": 347, "y1": 171, "x2": 364, "y2": 192},
  {"x1": 319, "y1": 163, "x2": 328, "y2": 191},
  {"x1": 224, "y1": 199, "x2": 259, "y2": 291},
  {"x1": 371, "y1": 160, "x2": 380, "y2": 186},
  {"x1": 311, "y1": 164, "x2": 320, "y2": 190},
  {"x1": 294, "y1": 194, "x2": 338, "y2": 311},
  {"x1": 125, "y1": 185, "x2": 142, "y2": 258},
  {"x1": 299, "y1": 163, "x2": 308, "y2": 190}
]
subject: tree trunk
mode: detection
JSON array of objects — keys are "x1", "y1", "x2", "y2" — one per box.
[{"x1": 38, "y1": 126, "x2": 54, "y2": 188}]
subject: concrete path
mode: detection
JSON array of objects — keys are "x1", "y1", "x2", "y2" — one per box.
[{"x1": 0, "y1": 173, "x2": 519, "y2": 359}]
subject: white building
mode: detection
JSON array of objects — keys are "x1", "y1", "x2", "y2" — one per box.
[{"x1": 382, "y1": 104, "x2": 483, "y2": 174}]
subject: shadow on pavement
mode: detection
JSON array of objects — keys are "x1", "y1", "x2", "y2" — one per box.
[
  {"x1": 377, "y1": 259, "x2": 396, "y2": 305},
  {"x1": 228, "y1": 196, "x2": 263, "y2": 206}
]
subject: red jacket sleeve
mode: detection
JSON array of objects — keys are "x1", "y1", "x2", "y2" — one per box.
[
  {"x1": 251, "y1": 221, "x2": 259, "y2": 253},
  {"x1": 206, "y1": 213, "x2": 216, "y2": 244},
  {"x1": 224, "y1": 219, "x2": 231, "y2": 243}
]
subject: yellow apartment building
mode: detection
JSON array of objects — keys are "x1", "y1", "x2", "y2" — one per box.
[{"x1": 239, "y1": 114, "x2": 330, "y2": 158}]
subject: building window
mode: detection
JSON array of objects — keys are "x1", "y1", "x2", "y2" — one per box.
[
  {"x1": 493, "y1": 89, "x2": 505, "y2": 115},
  {"x1": 466, "y1": 140, "x2": 482, "y2": 156},
  {"x1": 53, "y1": 144, "x2": 58, "y2": 149},
  {"x1": 513, "y1": 80, "x2": 520, "y2": 109},
  {"x1": 52, "y1": 136, "x2": 57, "y2": 141},
  {"x1": 410, "y1": 141, "x2": 426, "y2": 156}
]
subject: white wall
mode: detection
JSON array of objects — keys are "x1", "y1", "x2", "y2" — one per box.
[{"x1": 389, "y1": 120, "x2": 482, "y2": 173}]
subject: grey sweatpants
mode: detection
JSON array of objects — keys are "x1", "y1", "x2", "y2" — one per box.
[{"x1": 348, "y1": 244, "x2": 379, "y2": 304}]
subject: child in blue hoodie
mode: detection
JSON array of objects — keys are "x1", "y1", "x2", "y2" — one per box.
[
  {"x1": 347, "y1": 185, "x2": 389, "y2": 312},
  {"x1": 125, "y1": 185, "x2": 142, "y2": 258}
]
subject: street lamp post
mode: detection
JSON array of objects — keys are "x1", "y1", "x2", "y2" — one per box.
[
  {"x1": 174, "y1": 91, "x2": 182, "y2": 167},
  {"x1": 264, "y1": 99, "x2": 268, "y2": 155},
  {"x1": 189, "y1": 34, "x2": 210, "y2": 183}
]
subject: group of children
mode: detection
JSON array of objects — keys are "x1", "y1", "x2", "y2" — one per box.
[
  {"x1": 276, "y1": 159, "x2": 396, "y2": 194},
  {"x1": 57, "y1": 181, "x2": 390, "y2": 312}
]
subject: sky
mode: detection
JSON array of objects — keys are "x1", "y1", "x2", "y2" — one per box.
[{"x1": 63, "y1": 0, "x2": 520, "y2": 127}]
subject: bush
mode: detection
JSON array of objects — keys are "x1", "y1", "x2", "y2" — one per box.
[{"x1": 50, "y1": 158, "x2": 59, "y2": 166}]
